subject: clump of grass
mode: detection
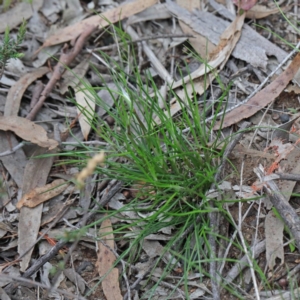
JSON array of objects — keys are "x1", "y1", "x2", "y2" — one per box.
[
  {"x1": 0, "y1": 19, "x2": 26, "y2": 80},
  {"x1": 58, "y1": 27, "x2": 267, "y2": 299}
]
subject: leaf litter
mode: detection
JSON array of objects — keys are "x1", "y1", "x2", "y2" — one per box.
[{"x1": 1, "y1": 0, "x2": 300, "y2": 299}]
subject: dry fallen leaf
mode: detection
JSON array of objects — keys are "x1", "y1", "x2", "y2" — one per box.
[
  {"x1": 96, "y1": 217, "x2": 122, "y2": 300},
  {"x1": 176, "y1": 0, "x2": 215, "y2": 58},
  {"x1": 0, "y1": 0, "x2": 43, "y2": 33},
  {"x1": 5, "y1": 67, "x2": 49, "y2": 117},
  {"x1": 0, "y1": 116, "x2": 58, "y2": 150},
  {"x1": 16, "y1": 179, "x2": 67, "y2": 209},
  {"x1": 265, "y1": 210, "x2": 284, "y2": 270},
  {"x1": 18, "y1": 146, "x2": 55, "y2": 272},
  {"x1": 245, "y1": 4, "x2": 280, "y2": 19},
  {"x1": 75, "y1": 81, "x2": 96, "y2": 140},
  {"x1": 155, "y1": 2, "x2": 245, "y2": 124},
  {"x1": 38, "y1": 0, "x2": 158, "y2": 51},
  {"x1": 167, "y1": 2, "x2": 246, "y2": 90},
  {"x1": 214, "y1": 52, "x2": 300, "y2": 130}
]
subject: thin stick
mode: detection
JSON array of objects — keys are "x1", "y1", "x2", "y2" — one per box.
[
  {"x1": 26, "y1": 25, "x2": 96, "y2": 120},
  {"x1": 0, "y1": 142, "x2": 24, "y2": 157}
]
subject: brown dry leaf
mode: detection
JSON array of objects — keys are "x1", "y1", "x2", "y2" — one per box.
[
  {"x1": 265, "y1": 210, "x2": 284, "y2": 270},
  {"x1": 169, "y1": 1, "x2": 245, "y2": 89},
  {"x1": 155, "y1": 6, "x2": 245, "y2": 124},
  {"x1": 0, "y1": 116, "x2": 58, "y2": 150},
  {"x1": 245, "y1": 4, "x2": 280, "y2": 19},
  {"x1": 75, "y1": 82, "x2": 96, "y2": 140},
  {"x1": 96, "y1": 217, "x2": 122, "y2": 300},
  {"x1": 38, "y1": 0, "x2": 158, "y2": 51},
  {"x1": 176, "y1": 0, "x2": 215, "y2": 58},
  {"x1": 0, "y1": 0, "x2": 43, "y2": 33},
  {"x1": 5, "y1": 67, "x2": 49, "y2": 117},
  {"x1": 18, "y1": 146, "x2": 55, "y2": 272},
  {"x1": 16, "y1": 179, "x2": 67, "y2": 209},
  {"x1": 214, "y1": 52, "x2": 300, "y2": 130}
]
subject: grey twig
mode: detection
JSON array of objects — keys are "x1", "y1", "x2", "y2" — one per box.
[
  {"x1": 0, "y1": 142, "x2": 24, "y2": 157},
  {"x1": 255, "y1": 166, "x2": 300, "y2": 251}
]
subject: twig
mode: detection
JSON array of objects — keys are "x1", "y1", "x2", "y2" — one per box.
[
  {"x1": 26, "y1": 25, "x2": 97, "y2": 121},
  {"x1": 255, "y1": 165, "x2": 300, "y2": 251},
  {"x1": 0, "y1": 142, "x2": 25, "y2": 157},
  {"x1": 50, "y1": 180, "x2": 123, "y2": 288},
  {"x1": 61, "y1": 141, "x2": 109, "y2": 146},
  {"x1": 30, "y1": 80, "x2": 44, "y2": 110}
]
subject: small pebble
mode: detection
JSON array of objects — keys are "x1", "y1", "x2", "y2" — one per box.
[
  {"x1": 105, "y1": 116, "x2": 115, "y2": 125},
  {"x1": 278, "y1": 278, "x2": 288, "y2": 289},
  {"x1": 280, "y1": 114, "x2": 290, "y2": 123}
]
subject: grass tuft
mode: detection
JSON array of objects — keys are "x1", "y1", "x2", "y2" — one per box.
[{"x1": 58, "y1": 25, "x2": 268, "y2": 298}]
